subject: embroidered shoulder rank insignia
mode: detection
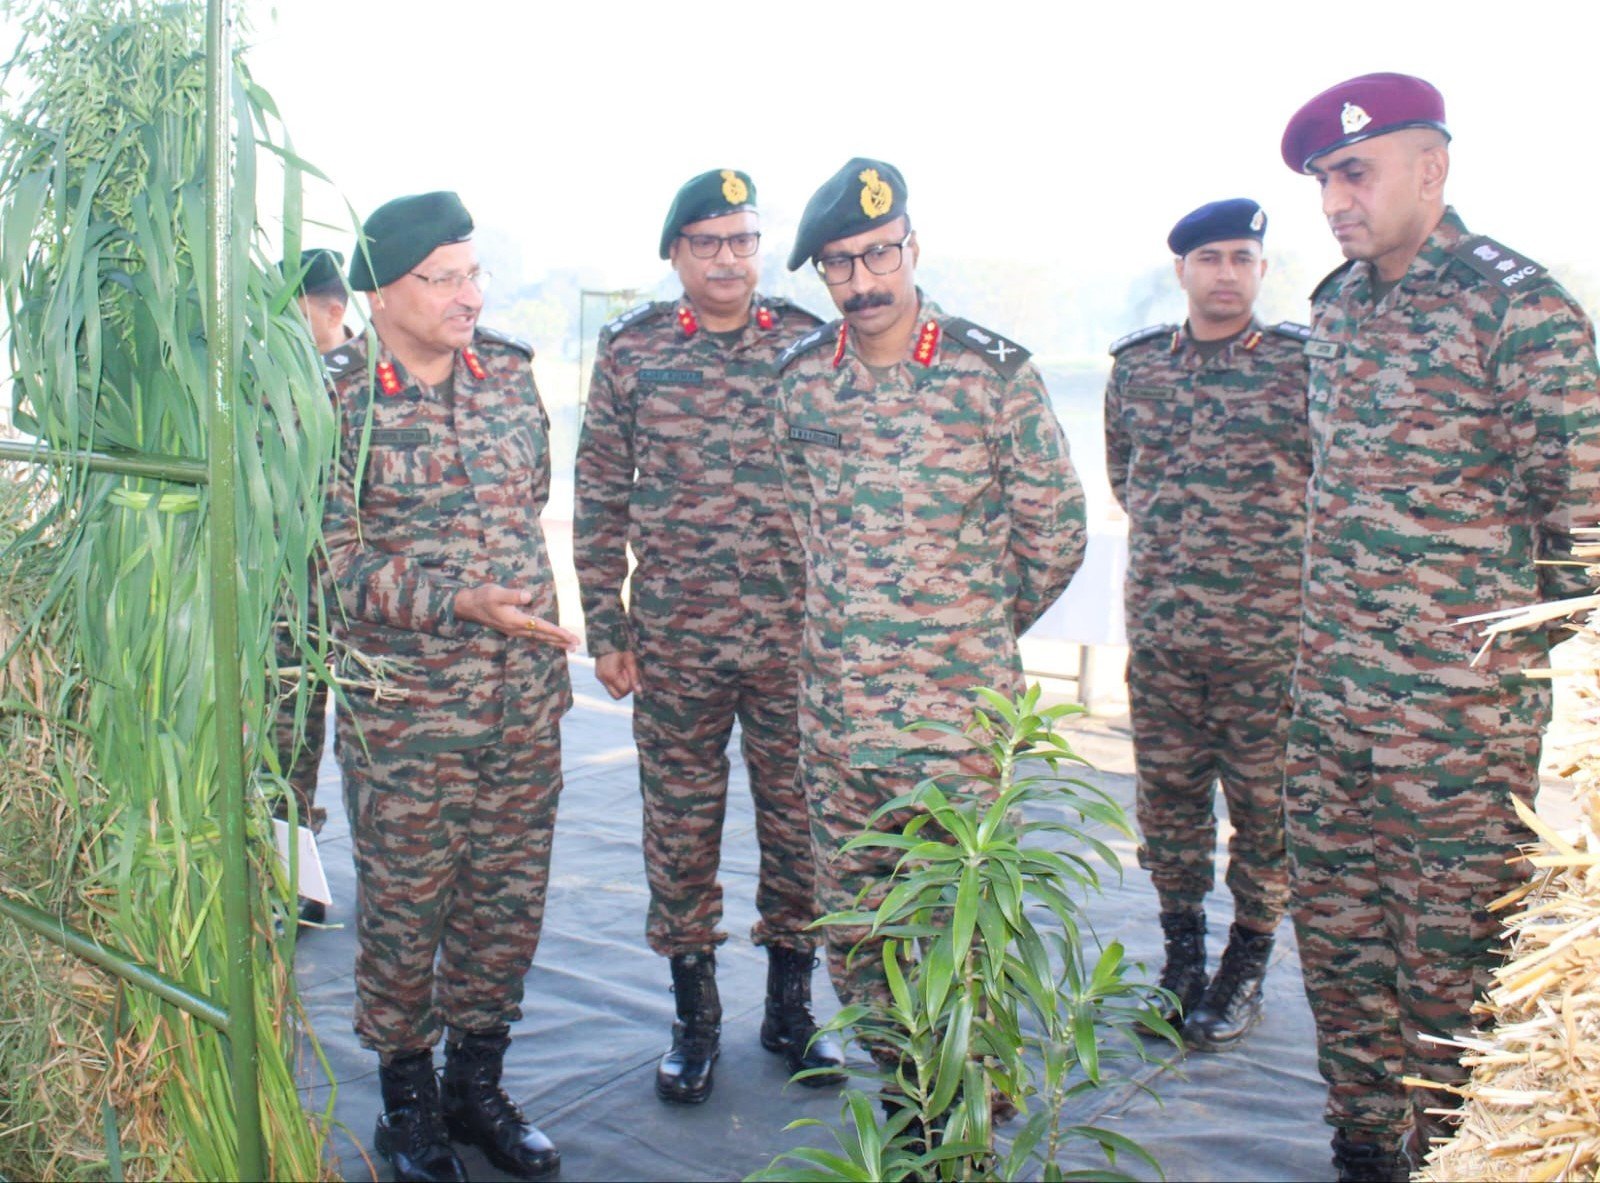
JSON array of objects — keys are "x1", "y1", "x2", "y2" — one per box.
[
  {"x1": 322, "y1": 343, "x2": 367, "y2": 380},
  {"x1": 758, "y1": 295, "x2": 824, "y2": 330},
  {"x1": 1310, "y1": 260, "x2": 1357, "y2": 304},
  {"x1": 1109, "y1": 324, "x2": 1176, "y2": 357},
  {"x1": 1451, "y1": 235, "x2": 1548, "y2": 293},
  {"x1": 602, "y1": 300, "x2": 670, "y2": 338},
  {"x1": 473, "y1": 324, "x2": 533, "y2": 359},
  {"x1": 776, "y1": 321, "x2": 839, "y2": 372},
  {"x1": 1270, "y1": 321, "x2": 1313, "y2": 342},
  {"x1": 944, "y1": 317, "x2": 1031, "y2": 378}
]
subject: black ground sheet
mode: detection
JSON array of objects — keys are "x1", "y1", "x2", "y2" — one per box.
[{"x1": 294, "y1": 659, "x2": 1339, "y2": 1181}]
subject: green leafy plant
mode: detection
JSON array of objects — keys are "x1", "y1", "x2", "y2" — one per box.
[
  {"x1": 754, "y1": 686, "x2": 1179, "y2": 1182},
  {"x1": 0, "y1": 2, "x2": 338, "y2": 1177}
]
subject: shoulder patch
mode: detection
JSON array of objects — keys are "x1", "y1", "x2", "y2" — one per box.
[
  {"x1": 943, "y1": 317, "x2": 1031, "y2": 379},
  {"x1": 1269, "y1": 321, "x2": 1312, "y2": 342},
  {"x1": 1450, "y1": 235, "x2": 1548, "y2": 294},
  {"x1": 776, "y1": 321, "x2": 838, "y2": 373},
  {"x1": 473, "y1": 324, "x2": 533, "y2": 358},
  {"x1": 765, "y1": 296, "x2": 825, "y2": 329},
  {"x1": 1310, "y1": 260, "x2": 1357, "y2": 304},
  {"x1": 602, "y1": 300, "x2": 670, "y2": 338},
  {"x1": 322, "y1": 339, "x2": 368, "y2": 380},
  {"x1": 1109, "y1": 324, "x2": 1176, "y2": 357}
]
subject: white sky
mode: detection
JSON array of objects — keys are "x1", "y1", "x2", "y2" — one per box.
[{"x1": 245, "y1": 0, "x2": 1600, "y2": 300}]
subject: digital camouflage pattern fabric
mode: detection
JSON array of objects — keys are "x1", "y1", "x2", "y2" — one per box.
[
  {"x1": 323, "y1": 329, "x2": 572, "y2": 751},
  {"x1": 574, "y1": 295, "x2": 823, "y2": 956},
  {"x1": 1288, "y1": 206, "x2": 1600, "y2": 1143},
  {"x1": 1295, "y1": 207, "x2": 1600, "y2": 740},
  {"x1": 1285, "y1": 716, "x2": 1539, "y2": 1137},
  {"x1": 634, "y1": 662, "x2": 814, "y2": 955},
  {"x1": 1107, "y1": 319, "x2": 1311, "y2": 661},
  {"x1": 1125, "y1": 648, "x2": 1292, "y2": 929},
  {"x1": 774, "y1": 296, "x2": 1086, "y2": 770},
  {"x1": 343, "y1": 720, "x2": 562, "y2": 1054},
  {"x1": 323, "y1": 327, "x2": 571, "y2": 1055},
  {"x1": 774, "y1": 296, "x2": 1086, "y2": 1016},
  {"x1": 1106, "y1": 319, "x2": 1310, "y2": 928},
  {"x1": 575, "y1": 296, "x2": 820, "y2": 669}
]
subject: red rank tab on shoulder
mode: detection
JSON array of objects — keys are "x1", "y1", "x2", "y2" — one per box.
[
  {"x1": 912, "y1": 319, "x2": 941, "y2": 366},
  {"x1": 831, "y1": 322, "x2": 848, "y2": 369},
  {"x1": 1169, "y1": 331, "x2": 1182, "y2": 354},
  {"x1": 376, "y1": 361, "x2": 403, "y2": 396},
  {"x1": 461, "y1": 348, "x2": 487, "y2": 380},
  {"x1": 677, "y1": 306, "x2": 699, "y2": 337},
  {"x1": 755, "y1": 305, "x2": 774, "y2": 330},
  {"x1": 1242, "y1": 330, "x2": 1263, "y2": 352}
]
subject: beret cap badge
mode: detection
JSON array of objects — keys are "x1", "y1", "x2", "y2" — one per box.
[
  {"x1": 858, "y1": 169, "x2": 893, "y2": 218},
  {"x1": 719, "y1": 169, "x2": 749, "y2": 205},
  {"x1": 1340, "y1": 102, "x2": 1372, "y2": 134}
]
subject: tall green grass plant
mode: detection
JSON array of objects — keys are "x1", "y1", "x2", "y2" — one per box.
[{"x1": 0, "y1": 2, "x2": 337, "y2": 1176}]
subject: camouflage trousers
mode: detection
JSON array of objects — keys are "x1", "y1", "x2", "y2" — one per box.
[
  {"x1": 637, "y1": 660, "x2": 815, "y2": 956},
  {"x1": 1283, "y1": 713, "x2": 1538, "y2": 1141},
  {"x1": 800, "y1": 750, "x2": 993, "y2": 1025},
  {"x1": 340, "y1": 718, "x2": 563, "y2": 1059},
  {"x1": 1127, "y1": 645, "x2": 1291, "y2": 929}
]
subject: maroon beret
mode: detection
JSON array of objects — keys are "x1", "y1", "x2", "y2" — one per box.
[{"x1": 1281, "y1": 72, "x2": 1449, "y2": 174}]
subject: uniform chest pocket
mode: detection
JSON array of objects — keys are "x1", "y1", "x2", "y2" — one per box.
[{"x1": 894, "y1": 425, "x2": 993, "y2": 539}]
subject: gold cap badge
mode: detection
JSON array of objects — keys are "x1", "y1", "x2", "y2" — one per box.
[
  {"x1": 720, "y1": 169, "x2": 749, "y2": 205},
  {"x1": 858, "y1": 168, "x2": 892, "y2": 218},
  {"x1": 1340, "y1": 102, "x2": 1372, "y2": 135}
]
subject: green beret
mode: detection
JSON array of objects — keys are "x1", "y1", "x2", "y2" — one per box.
[
  {"x1": 659, "y1": 169, "x2": 757, "y2": 259},
  {"x1": 787, "y1": 158, "x2": 907, "y2": 271},
  {"x1": 283, "y1": 248, "x2": 346, "y2": 298},
  {"x1": 349, "y1": 191, "x2": 474, "y2": 292}
]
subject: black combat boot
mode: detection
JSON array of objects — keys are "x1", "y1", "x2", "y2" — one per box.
[
  {"x1": 759, "y1": 945, "x2": 846, "y2": 1086},
  {"x1": 656, "y1": 951, "x2": 721, "y2": 1104},
  {"x1": 440, "y1": 1026, "x2": 560, "y2": 1180},
  {"x1": 1151, "y1": 910, "x2": 1207, "y2": 1029},
  {"x1": 1331, "y1": 1128, "x2": 1405, "y2": 1182},
  {"x1": 1183, "y1": 923, "x2": 1275, "y2": 1051},
  {"x1": 374, "y1": 1050, "x2": 467, "y2": 1183}
]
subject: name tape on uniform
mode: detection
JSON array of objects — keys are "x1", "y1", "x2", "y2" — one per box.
[{"x1": 789, "y1": 426, "x2": 841, "y2": 449}]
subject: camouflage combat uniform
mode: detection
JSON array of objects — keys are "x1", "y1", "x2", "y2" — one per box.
[
  {"x1": 574, "y1": 295, "x2": 822, "y2": 957},
  {"x1": 1105, "y1": 319, "x2": 1310, "y2": 931},
  {"x1": 1288, "y1": 207, "x2": 1600, "y2": 1141},
  {"x1": 322, "y1": 327, "x2": 572, "y2": 1058},
  {"x1": 774, "y1": 297, "x2": 1087, "y2": 1012}
]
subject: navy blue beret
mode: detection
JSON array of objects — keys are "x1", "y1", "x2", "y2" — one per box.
[{"x1": 1167, "y1": 198, "x2": 1267, "y2": 257}]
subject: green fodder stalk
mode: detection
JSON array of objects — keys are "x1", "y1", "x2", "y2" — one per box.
[{"x1": 0, "y1": 2, "x2": 337, "y2": 1178}]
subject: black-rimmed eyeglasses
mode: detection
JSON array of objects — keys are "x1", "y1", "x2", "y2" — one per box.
[
  {"x1": 815, "y1": 233, "x2": 913, "y2": 285},
  {"x1": 679, "y1": 232, "x2": 761, "y2": 259}
]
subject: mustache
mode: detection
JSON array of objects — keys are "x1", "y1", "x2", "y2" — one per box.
[
  {"x1": 705, "y1": 270, "x2": 745, "y2": 281},
  {"x1": 841, "y1": 290, "x2": 895, "y2": 314}
]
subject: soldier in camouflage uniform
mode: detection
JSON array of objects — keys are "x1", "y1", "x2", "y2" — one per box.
[
  {"x1": 1279, "y1": 75, "x2": 1600, "y2": 1180},
  {"x1": 324, "y1": 192, "x2": 574, "y2": 1183},
  {"x1": 773, "y1": 159, "x2": 1087, "y2": 1052},
  {"x1": 1106, "y1": 198, "x2": 1310, "y2": 1052},
  {"x1": 573, "y1": 169, "x2": 843, "y2": 1106}
]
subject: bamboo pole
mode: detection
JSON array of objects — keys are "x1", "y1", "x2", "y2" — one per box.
[{"x1": 203, "y1": 0, "x2": 265, "y2": 1177}]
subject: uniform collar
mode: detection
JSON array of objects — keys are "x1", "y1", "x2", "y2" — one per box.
[
  {"x1": 1173, "y1": 316, "x2": 1265, "y2": 363},
  {"x1": 370, "y1": 337, "x2": 482, "y2": 397},
  {"x1": 835, "y1": 290, "x2": 944, "y2": 371},
  {"x1": 1345, "y1": 204, "x2": 1467, "y2": 305},
  {"x1": 673, "y1": 293, "x2": 780, "y2": 344}
]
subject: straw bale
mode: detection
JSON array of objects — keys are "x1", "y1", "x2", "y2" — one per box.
[{"x1": 1420, "y1": 601, "x2": 1600, "y2": 1182}]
